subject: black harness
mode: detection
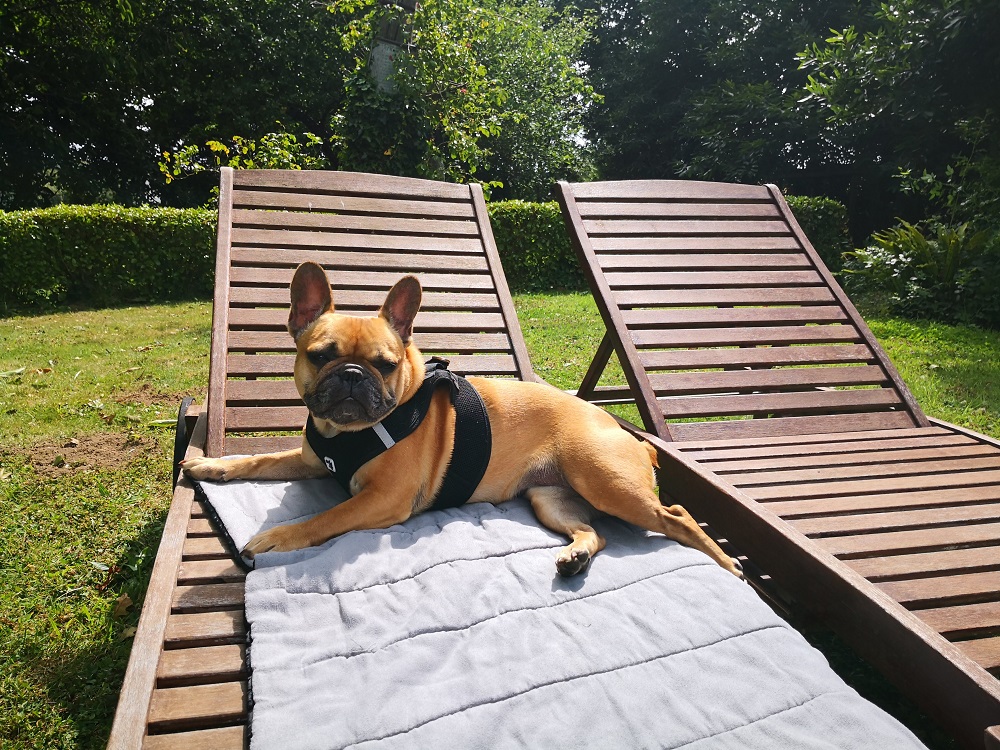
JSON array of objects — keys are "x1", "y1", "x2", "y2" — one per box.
[{"x1": 305, "y1": 358, "x2": 492, "y2": 510}]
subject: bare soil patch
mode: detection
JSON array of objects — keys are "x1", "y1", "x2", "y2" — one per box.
[
  {"x1": 113, "y1": 382, "x2": 176, "y2": 408},
  {"x1": 27, "y1": 432, "x2": 160, "y2": 478}
]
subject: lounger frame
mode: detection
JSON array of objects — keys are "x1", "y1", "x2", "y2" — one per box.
[
  {"x1": 557, "y1": 178, "x2": 1000, "y2": 749},
  {"x1": 109, "y1": 167, "x2": 536, "y2": 748}
]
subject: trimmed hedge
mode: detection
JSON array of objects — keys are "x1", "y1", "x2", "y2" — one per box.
[
  {"x1": 487, "y1": 201, "x2": 583, "y2": 291},
  {"x1": 785, "y1": 195, "x2": 853, "y2": 271},
  {"x1": 0, "y1": 205, "x2": 216, "y2": 312},
  {"x1": 0, "y1": 194, "x2": 851, "y2": 312}
]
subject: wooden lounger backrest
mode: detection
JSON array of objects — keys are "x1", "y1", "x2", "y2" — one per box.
[
  {"x1": 207, "y1": 168, "x2": 534, "y2": 457},
  {"x1": 557, "y1": 179, "x2": 929, "y2": 442}
]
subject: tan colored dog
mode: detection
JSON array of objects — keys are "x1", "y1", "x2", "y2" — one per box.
[{"x1": 183, "y1": 262, "x2": 741, "y2": 577}]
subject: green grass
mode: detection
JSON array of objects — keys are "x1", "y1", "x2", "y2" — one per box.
[{"x1": 5, "y1": 295, "x2": 1000, "y2": 748}]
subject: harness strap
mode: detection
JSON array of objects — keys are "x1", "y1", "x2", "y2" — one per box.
[{"x1": 305, "y1": 358, "x2": 492, "y2": 510}]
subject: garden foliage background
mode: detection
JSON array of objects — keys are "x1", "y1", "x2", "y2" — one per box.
[{"x1": 1, "y1": 0, "x2": 998, "y2": 318}]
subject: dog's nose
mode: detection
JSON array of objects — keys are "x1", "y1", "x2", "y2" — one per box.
[{"x1": 339, "y1": 364, "x2": 366, "y2": 383}]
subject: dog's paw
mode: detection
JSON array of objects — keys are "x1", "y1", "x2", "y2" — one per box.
[
  {"x1": 555, "y1": 547, "x2": 592, "y2": 577},
  {"x1": 181, "y1": 456, "x2": 236, "y2": 482},
  {"x1": 731, "y1": 557, "x2": 746, "y2": 581},
  {"x1": 242, "y1": 524, "x2": 311, "y2": 559}
]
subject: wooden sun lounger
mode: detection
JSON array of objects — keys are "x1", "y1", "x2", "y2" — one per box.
[
  {"x1": 556, "y1": 178, "x2": 1000, "y2": 749},
  {"x1": 108, "y1": 167, "x2": 535, "y2": 748}
]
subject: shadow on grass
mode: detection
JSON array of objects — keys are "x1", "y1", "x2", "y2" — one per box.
[{"x1": 19, "y1": 512, "x2": 169, "y2": 750}]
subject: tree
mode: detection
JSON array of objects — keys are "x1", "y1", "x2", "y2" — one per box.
[
  {"x1": 799, "y1": 0, "x2": 1000, "y2": 230},
  {"x1": 328, "y1": 0, "x2": 597, "y2": 198},
  {"x1": 0, "y1": 0, "x2": 352, "y2": 208}
]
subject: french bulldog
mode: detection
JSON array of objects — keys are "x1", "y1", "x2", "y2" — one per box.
[{"x1": 182, "y1": 261, "x2": 742, "y2": 577}]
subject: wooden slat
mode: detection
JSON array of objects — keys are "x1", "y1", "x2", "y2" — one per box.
[
  {"x1": 232, "y1": 189, "x2": 475, "y2": 218},
  {"x1": 224, "y1": 435, "x2": 301, "y2": 455},
  {"x1": 227, "y1": 330, "x2": 512, "y2": 353},
  {"x1": 225, "y1": 380, "x2": 299, "y2": 404},
  {"x1": 879, "y1": 571, "x2": 1000, "y2": 608},
  {"x1": 768, "y1": 485, "x2": 1000, "y2": 519},
  {"x1": 232, "y1": 208, "x2": 479, "y2": 236},
  {"x1": 659, "y1": 389, "x2": 902, "y2": 419},
  {"x1": 569, "y1": 180, "x2": 773, "y2": 201},
  {"x1": 716, "y1": 442, "x2": 996, "y2": 473},
  {"x1": 958, "y1": 638, "x2": 1000, "y2": 671},
  {"x1": 147, "y1": 681, "x2": 247, "y2": 732},
  {"x1": 231, "y1": 227, "x2": 486, "y2": 253},
  {"x1": 676, "y1": 426, "x2": 955, "y2": 452},
  {"x1": 667, "y1": 411, "x2": 917, "y2": 442},
  {"x1": 226, "y1": 353, "x2": 518, "y2": 378},
  {"x1": 231, "y1": 231, "x2": 483, "y2": 257},
  {"x1": 790, "y1": 502, "x2": 1000, "y2": 537},
  {"x1": 229, "y1": 286, "x2": 500, "y2": 310},
  {"x1": 172, "y1": 583, "x2": 245, "y2": 613},
  {"x1": 621, "y1": 306, "x2": 847, "y2": 328},
  {"x1": 143, "y1": 725, "x2": 245, "y2": 750},
  {"x1": 606, "y1": 270, "x2": 821, "y2": 288},
  {"x1": 750, "y1": 468, "x2": 1000, "y2": 502},
  {"x1": 634, "y1": 324, "x2": 863, "y2": 348},
  {"x1": 585, "y1": 218, "x2": 792, "y2": 236},
  {"x1": 592, "y1": 235, "x2": 802, "y2": 252},
  {"x1": 615, "y1": 287, "x2": 836, "y2": 308},
  {"x1": 225, "y1": 405, "x2": 307, "y2": 431},
  {"x1": 230, "y1": 267, "x2": 495, "y2": 292},
  {"x1": 230, "y1": 245, "x2": 486, "y2": 272},
  {"x1": 846, "y1": 547, "x2": 1000, "y2": 581},
  {"x1": 730, "y1": 455, "x2": 1000, "y2": 488},
  {"x1": 157, "y1": 645, "x2": 246, "y2": 687},
  {"x1": 690, "y1": 432, "x2": 977, "y2": 462},
  {"x1": 640, "y1": 344, "x2": 875, "y2": 371},
  {"x1": 598, "y1": 252, "x2": 809, "y2": 270},
  {"x1": 182, "y1": 536, "x2": 231, "y2": 560},
  {"x1": 649, "y1": 365, "x2": 887, "y2": 396},
  {"x1": 577, "y1": 201, "x2": 782, "y2": 219},
  {"x1": 163, "y1": 612, "x2": 246, "y2": 648},
  {"x1": 231, "y1": 167, "x2": 471, "y2": 199},
  {"x1": 816, "y1": 522, "x2": 1000, "y2": 559},
  {"x1": 917, "y1": 602, "x2": 1000, "y2": 638},
  {"x1": 186, "y1": 518, "x2": 215, "y2": 536},
  {"x1": 227, "y1": 306, "x2": 505, "y2": 331},
  {"x1": 177, "y1": 559, "x2": 246, "y2": 585}
]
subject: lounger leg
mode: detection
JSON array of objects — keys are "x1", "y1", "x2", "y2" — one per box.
[{"x1": 526, "y1": 486, "x2": 606, "y2": 576}]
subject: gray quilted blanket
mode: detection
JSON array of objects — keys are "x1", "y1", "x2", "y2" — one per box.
[{"x1": 197, "y1": 476, "x2": 927, "y2": 750}]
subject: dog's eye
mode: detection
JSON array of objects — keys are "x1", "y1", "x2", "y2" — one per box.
[
  {"x1": 307, "y1": 348, "x2": 335, "y2": 367},
  {"x1": 372, "y1": 357, "x2": 398, "y2": 375}
]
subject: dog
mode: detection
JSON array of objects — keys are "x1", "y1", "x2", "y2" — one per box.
[{"x1": 182, "y1": 261, "x2": 742, "y2": 578}]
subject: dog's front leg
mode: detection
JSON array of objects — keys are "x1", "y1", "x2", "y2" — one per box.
[
  {"x1": 182, "y1": 448, "x2": 327, "y2": 482},
  {"x1": 242, "y1": 486, "x2": 413, "y2": 557}
]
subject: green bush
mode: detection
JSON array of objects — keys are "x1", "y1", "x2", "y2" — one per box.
[
  {"x1": 785, "y1": 195, "x2": 852, "y2": 271},
  {"x1": 0, "y1": 205, "x2": 216, "y2": 312},
  {"x1": 842, "y1": 220, "x2": 1000, "y2": 327},
  {"x1": 487, "y1": 200, "x2": 583, "y2": 291}
]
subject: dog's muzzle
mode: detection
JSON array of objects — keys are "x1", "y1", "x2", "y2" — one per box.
[{"x1": 305, "y1": 363, "x2": 396, "y2": 425}]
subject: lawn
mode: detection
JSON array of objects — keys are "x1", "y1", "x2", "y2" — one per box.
[{"x1": 5, "y1": 294, "x2": 1000, "y2": 748}]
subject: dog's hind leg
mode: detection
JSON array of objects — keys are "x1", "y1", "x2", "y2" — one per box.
[
  {"x1": 525, "y1": 486, "x2": 606, "y2": 576},
  {"x1": 560, "y1": 434, "x2": 743, "y2": 578}
]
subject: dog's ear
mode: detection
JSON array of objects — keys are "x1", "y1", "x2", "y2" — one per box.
[
  {"x1": 288, "y1": 262, "x2": 333, "y2": 340},
  {"x1": 380, "y1": 275, "x2": 422, "y2": 344}
]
